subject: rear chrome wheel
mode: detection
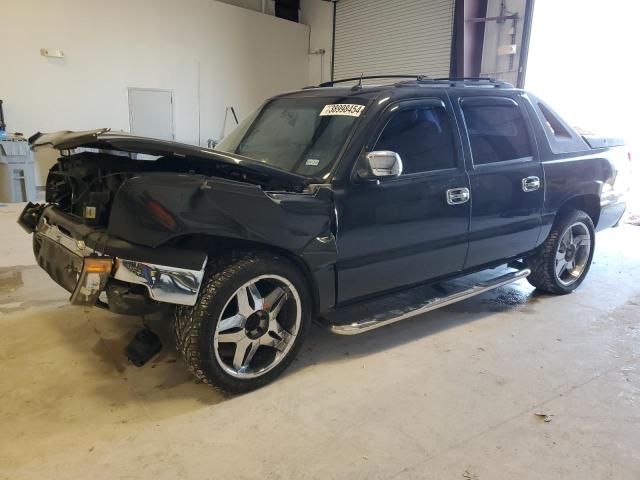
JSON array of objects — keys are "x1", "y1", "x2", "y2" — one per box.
[
  {"x1": 213, "y1": 275, "x2": 301, "y2": 379},
  {"x1": 526, "y1": 209, "x2": 595, "y2": 295},
  {"x1": 554, "y1": 221, "x2": 592, "y2": 286}
]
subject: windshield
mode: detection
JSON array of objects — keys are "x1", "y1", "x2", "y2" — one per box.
[{"x1": 215, "y1": 97, "x2": 366, "y2": 177}]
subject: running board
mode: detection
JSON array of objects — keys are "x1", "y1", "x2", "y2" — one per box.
[{"x1": 326, "y1": 268, "x2": 531, "y2": 335}]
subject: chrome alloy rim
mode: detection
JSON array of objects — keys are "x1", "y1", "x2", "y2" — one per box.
[
  {"x1": 213, "y1": 275, "x2": 301, "y2": 379},
  {"x1": 555, "y1": 221, "x2": 592, "y2": 286}
]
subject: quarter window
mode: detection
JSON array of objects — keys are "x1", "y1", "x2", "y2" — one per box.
[
  {"x1": 373, "y1": 107, "x2": 456, "y2": 174},
  {"x1": 538, "y1": 102, "x2": 571, "y2": 138},
  {"x1": 462, "y1": 104, "x2": 532, "y2": 165}
]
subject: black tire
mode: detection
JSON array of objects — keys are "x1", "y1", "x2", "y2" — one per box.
[
  {"x1": 525, "y1": 209, "x2": 595, "y2": 294},
  {"x1": 175, "y1": 250, "x2": 311, "y2": 394}
]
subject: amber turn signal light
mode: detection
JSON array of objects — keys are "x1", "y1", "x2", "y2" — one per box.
[
  {"x1": 70, "y1": 256, "x2": 113, "y2": 306},
  {"x1": 84, "y1": 258, "x2": 113, "y2": 273}
]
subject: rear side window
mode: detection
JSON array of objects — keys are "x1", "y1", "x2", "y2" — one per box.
[
  {"x1": 538, "y1": 102, "x2": 571, "y2": 138},
  {"x1": 462, "y1": 104, "x2": 532, "y2": 165},
  {"x1": 373, "y1": 107, "x2": 456, "y2": 174},
  {"x1": 527, "y1": 95, "x2": 590, "y2": 155}
]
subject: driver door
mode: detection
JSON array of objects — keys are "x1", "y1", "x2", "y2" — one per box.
[{"x1": 334, "y1": 98, "x2": 471, "y2": 303}]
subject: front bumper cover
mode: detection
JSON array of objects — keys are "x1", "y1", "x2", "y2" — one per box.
[{"x1": 31, "y1": 207, "x2": 206, "y2": 307}]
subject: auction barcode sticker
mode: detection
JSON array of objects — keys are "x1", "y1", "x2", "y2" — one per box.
[{"x1": 319, "y1": 104, "x2": 365, "y2": 117}]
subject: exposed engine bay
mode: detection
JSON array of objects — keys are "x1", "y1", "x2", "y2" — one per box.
[
  {"x1": 47, "y1": 149, "x2": 306, "y2": 227},
  {"x1": 46, "y1": 152, "x2": 136, "y2": 226}
]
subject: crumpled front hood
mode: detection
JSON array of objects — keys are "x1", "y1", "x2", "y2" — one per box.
[
  {"x1": 108, "y1": 172, "x2": 334, "y2": 255},
  {"x1": 29, "y1": 128, "x2": 308, "y2": 189}
]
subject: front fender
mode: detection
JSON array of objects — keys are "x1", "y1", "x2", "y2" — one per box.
[
  {"x1": 108, "y1": 173, "x2": 337, "y2": 311},
  {"x1": 109, "y1": 173, "x2": 333, "y2": 248}
]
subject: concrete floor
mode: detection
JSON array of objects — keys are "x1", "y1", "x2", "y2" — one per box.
[{"x1": 1, "y1": 202, "x2": 639, "y2": 480}]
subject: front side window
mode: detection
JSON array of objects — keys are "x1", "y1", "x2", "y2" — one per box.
[
  {"x1": 462, "y1": 104, "x2": 532, "y2": 165},
  {"x1": 215, "y1": 97, "x2": 365, "y2": 177},
  {"x1": 373, "y1": 107, "x2": 456, "y2": 174}
]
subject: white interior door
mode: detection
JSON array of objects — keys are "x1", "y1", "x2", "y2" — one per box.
[{"x1": 128, "y1": 88, "x2": 175, "y2": 140}]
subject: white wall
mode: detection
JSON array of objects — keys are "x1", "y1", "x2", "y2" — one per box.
[
  {"x1": 1, "y1": 0, "x2": 309, "y2": 184},
  {"x1": 300, "y1": 0, "x2": 333, "y2": 85}
]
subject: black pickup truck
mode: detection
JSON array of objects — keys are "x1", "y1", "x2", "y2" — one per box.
[{"x1": 19, "y1": 77, "x2": 628, "y2": 393}]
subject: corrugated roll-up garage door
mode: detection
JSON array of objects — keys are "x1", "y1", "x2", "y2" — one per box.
[{"x1": 334, "y1": 0, "x2": 456, "y2": 80}]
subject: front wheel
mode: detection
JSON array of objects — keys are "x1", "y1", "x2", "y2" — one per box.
[
  {"x1": 175, "y1": 250, "x2": 311, "y2": 393},
  {"x1": 526, "y1": 209, "x2": 595, "y2": 294}
]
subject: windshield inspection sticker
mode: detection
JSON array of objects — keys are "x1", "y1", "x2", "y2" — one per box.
[
  {"x1": 305, "y1": 158, "x2": 320, "y2": 166},
  {"x1": 319, "y1": 104, "x2": 365, "y2": 117}
]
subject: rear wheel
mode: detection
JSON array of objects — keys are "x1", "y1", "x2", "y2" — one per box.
[
  {"x1": 526, "y1": 209, "x2": 595, "y2": 294},
  {"x1": 175, "y1": 250, "x2": 311, "y2": 393}
]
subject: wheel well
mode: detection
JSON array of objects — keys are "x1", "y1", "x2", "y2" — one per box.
[
  {"x1": 167, "y1": 234, "x2": 322, "y2": 315},
  {"x1": 557, "y1": 194, "x2": 600, "y2": 227}
]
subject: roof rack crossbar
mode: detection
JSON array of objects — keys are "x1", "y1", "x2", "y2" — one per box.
[
  {"x1": 433, "y1": 77, "x2": 498, "y2": 82},
  {"x1": 318, "y1": 75, "x2": 429, "y2": 87},
  {"x1": 430, "y1": 77, "x2": 514, "y2": 88},
  {"x1": 315, "y1": 75, "x2": 514, "y2": 89}
]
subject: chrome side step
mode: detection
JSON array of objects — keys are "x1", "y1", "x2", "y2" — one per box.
[{"x1": 327, "y1": 268, "x2": 531, "y2": 335}]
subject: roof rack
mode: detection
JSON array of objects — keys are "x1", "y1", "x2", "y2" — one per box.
[
  {"x1": 317, "y1": 75, "x2": 430, "y2": 88},
  {"x1": 314, "y1": 75, "x2": 513, "y2": 89},
  {"x1": 428, "y1": 77, "x2": 514, "y2": 88}
]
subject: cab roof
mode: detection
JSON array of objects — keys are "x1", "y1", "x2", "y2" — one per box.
[{"x1": 277, "y1": 76, "x2": 520, "y2": 103}]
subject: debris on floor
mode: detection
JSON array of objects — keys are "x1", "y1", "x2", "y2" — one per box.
[
  {"x1": 463, "y1": 468, "x2": 479, "y2": 479},
  {"x1": 624, "y1": 213, "x2": 640, "y2": 226},
  {"x1": 534, "y1": 412, "x2": 554, "y2": 423},
  {"x1": 124, "y1": 327, "x2": 162, "y2": 367}
]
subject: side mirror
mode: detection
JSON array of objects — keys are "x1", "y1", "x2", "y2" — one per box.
[{"x1": 356, "y1": 151, "x2": 403, "y2": 181}]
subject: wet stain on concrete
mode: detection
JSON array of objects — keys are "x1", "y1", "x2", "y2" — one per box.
[
  {"x1": 0, "y1": 265, "x2": 70, "y2": 313},
  {"x1": 91, "y1": 335, "x2": 129, "y2": 374},
  {"x1": 0, "y1": 267, "x2": 23, "y2": 293},
  {"x1": 443, "y1": 285, "x2": 541, "y2": 315},
  {"x1": 0, "y1": 300, "x2": 69, "y2": 314},
  {"x1": 481, "y1": 288, "x2": 544, "y2": 314}
]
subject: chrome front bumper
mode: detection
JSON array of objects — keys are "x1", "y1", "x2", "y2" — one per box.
[
  {"x1": 113, "y1": 258, "x2": 205, "y2": 305},
  {"x1": 36, "y1": 217, "x2": 206, "y2": 307}
]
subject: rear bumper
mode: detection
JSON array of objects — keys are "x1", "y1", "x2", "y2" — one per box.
[
  {"x1": 597, "y1": 199, "x2": 627, "y2": 232},
  {"x1": 29, "y1": 205, "x2": 206, "y2": 307}
]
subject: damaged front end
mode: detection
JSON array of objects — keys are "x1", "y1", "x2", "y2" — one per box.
[
  {"x1": 20, "y1": 129, "x2": 337, "y2": 314},
  {"x1": 25, "y1": 205, "x2": 207, "y2": 311}
]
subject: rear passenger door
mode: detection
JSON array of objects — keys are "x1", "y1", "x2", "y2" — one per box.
[{"x1": 455, "y1": 95, "x2": 543, "y2": 268}]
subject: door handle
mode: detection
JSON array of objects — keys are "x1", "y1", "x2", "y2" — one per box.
[
  {"x1": 522, "y1": 176, "x2": 541, "y2": 192},
  {"x1": 446, "y1": 187, "x2": 470, "y2": 205}
]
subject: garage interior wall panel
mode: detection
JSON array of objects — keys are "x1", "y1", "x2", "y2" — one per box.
[
  {"x1": 334, "y1": 0, "x2": 455, "y2": 79},
  {"x1": 2, "y1": 0, "x2": 309, "y2": 186}
]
